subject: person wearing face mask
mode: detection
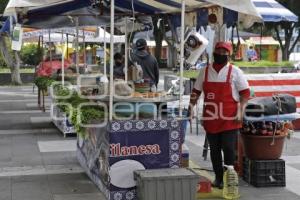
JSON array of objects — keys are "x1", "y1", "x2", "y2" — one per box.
[{"x1": 188, "y1": 42, "x2": 250, "y2": 189}]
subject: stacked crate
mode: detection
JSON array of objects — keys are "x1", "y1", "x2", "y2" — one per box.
[
  {"x1": 240, "y1": 120, "x2": 289, "y2": 187},
  {"x1": 242, "y1": 158, "x2": 286, "y2": 187}
]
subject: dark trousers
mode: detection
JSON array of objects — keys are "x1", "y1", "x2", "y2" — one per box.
[{"x1": 206, "y1": 129, "x2": 238, "y2": 181}]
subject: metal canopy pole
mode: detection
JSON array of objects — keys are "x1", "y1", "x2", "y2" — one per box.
[
  {"x1": 61, "y1": 31, "x2": 65, "y2": 86},
  {"x1": 179, "y1": 0, "x2": 186, "y2": 117},
  {"x1": 48, "y1": 30, "x2": 52, "y2": 69},
  {"x1": 83, "y1": 29, "x2": 86, "y2": 69},
  {"x1": 103, "y1": 26, "x2": 107, "y2": 75},
  {"x1": 124, "y1": 17, "x2": 128, "y2": 82},
  {"x1": 109, "y1": 0, "x2": 115, "y2": 121},
  {"x1": 41, "y1": 35, "x2": 44, "y2": 49},
  {"x1": 66, "y1": 34, "x2": 69, "y2": 59},
  {"x1": 75, "y1": 17, "x2": 79, "y2": 74},
  {"x1": 260, "y1": 24, "x2": 263, "y2": 60}
]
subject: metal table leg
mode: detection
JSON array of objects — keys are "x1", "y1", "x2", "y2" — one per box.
[{"x1": 202, "y1": 135, "x2": 209, "y2": 160}]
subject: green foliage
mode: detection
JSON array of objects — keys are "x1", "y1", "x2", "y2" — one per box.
[
  {"x1": 0, "y1": 68, "x2": 34, "y2": 73},
  {"x1": 181, "y1": 70, "x2": 200, "y2": 79},
  {"x1": 0, "y1": 52, "x2": 7, "y2": 67},
  {"x1": 79, "y1": 106, "x2": 105, "y2": 124},
  {"x1": 53, "y1": 86, "x2": 104, "y2": 138},
  {"x1": 20, "y1": 44, "x2": 43, "y2": 66},
  {"x1": 0, "y1": 0, "x2": 9, "y2": 14},
  {"x1": 181, "y1": 60, "x2": 294, "y2": 79},
  {"x1": 232, "y1": 60, "x2": 294, "y2": 67},
  {"x1": 34, "y1": 76, "x2": 54, "y2": 90},
  {"x1": 53, "y1": 84, "x2": 72, "y2": 98},
  {"x1": 74, "y1": 106, "x2": 105, "y2": 138}
]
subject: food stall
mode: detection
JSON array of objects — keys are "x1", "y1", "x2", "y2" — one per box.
[
  {"x1": 72, "y1": 2, "x2": 261, "y2": 199},
  {"x1": 4, "y1": 0, "x2": 263, "y2": 199}
]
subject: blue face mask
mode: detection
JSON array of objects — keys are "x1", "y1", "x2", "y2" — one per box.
[{"x1": 213, "y1": 53, "x2": 228, "y2": 64}]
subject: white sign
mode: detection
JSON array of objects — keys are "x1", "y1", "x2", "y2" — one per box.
[{"x1": 11, "y1": 24, "x2": 23, "y2": 51}]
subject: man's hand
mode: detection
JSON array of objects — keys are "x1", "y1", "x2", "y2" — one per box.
[
  {"x1": 188, "y1": 88, "x2": 202, "y2": 134},
  {"x1": 235, "y1": 111, "x2": 243, "y2": 124},
  {"x1": 188, "y1": 105, "x2": 194, "y2": 134}
]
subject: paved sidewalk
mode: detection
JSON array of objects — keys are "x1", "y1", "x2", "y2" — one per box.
[
  {"x1": 1, "y1": 85, "x2": 300, "y2": 200},
  {"x1": 186, "y1": 124, "x2": 300, "y2": 200},
  {"x1": 0, "y1": 86, "x2": 105, "y2": 200}
]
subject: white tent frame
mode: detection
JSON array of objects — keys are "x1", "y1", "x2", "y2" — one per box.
[{"x1": 5, "y1": 0, "x2": 263, "y2": 121}]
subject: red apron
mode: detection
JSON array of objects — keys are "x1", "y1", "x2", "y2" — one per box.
[{"x1": 202, "y1": 64, "x2": 241, "y2": 134}]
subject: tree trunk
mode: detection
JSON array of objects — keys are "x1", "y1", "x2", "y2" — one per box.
[
  {"x1": 153, "y1": 16, "x2": 165, "y2": 67},
  {"x1": 11, "y1": 51, "x2": 22, "y2": 85},
  {"x1": 0, "y1": 35, "x2": 22, "y2": 85},
  {"x1": 165, "y1": 17, "x2": 179, "y2": 70},
  {"x1": 153, "y1": 31, "x2": 163, "y2": 67},
  {"x1": 0, "y1": 35, "x2": 14, "y2": 66},
  {"x1": 167, "y1": 45, "x2": 177, "y2": 69},
  {"x1": 274, "y1": 23, "x2": 294, "y2": 61},
  {"x1": 282, "y1": 46, "x2": 289, "y2": 61}
]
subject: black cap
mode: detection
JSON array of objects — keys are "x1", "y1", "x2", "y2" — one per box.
[{"x1": 135, "y1": 38, "x2": 147, "y2": 50}]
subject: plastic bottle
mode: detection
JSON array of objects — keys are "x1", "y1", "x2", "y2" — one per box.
[
  {"x1": 245, "y1": 122, "x2": 250, "y2": 134},
  {"x1": 261, "y1": 121, "x2": 267, "y2": 135},
  {"x1": 181, "y1": 144, "x2": 189, "y2": 168},
  {"x1": 267, "y1": 122, "x2": 274, "y2": 136},
  {"x1": 223, "y1": 165, "x2": 240, "y2": 200},
  {"x1": 250, "y1": 123, "x2": 257, "y2": 135},
  {"x1": 275, "y1": 122, "x2": 282, "y2": 135},
  {"x1": 242, "y1": 122, "x2": 249, "y2": 134}
]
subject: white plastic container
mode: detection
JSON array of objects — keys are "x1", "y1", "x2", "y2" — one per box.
[{"x1": 134, "y1": 168, "x2": 199, "y2": 200}]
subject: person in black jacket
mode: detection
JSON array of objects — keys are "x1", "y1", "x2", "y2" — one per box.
[{"x1": 130, "y1": 38, "x2": 159, "y2": 88}]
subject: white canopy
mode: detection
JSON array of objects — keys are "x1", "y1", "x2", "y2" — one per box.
[
  {"x1": 22, "y1": 27, "x2": 125, "y2": 43},
  {"x1": 4, "y1": 0, "x2": 72, "y2": 15},
  {"x1": 252, "y1": 0, "x2": 298, "y2": 22}
]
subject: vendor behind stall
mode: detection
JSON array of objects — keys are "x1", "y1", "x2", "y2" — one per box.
[
  {"x1": 130, "y1": 38, "x2": 159, "y2": 89},
  {"x1": 113, "y1": 52, "x2": 125, "y2": 79},
  {"x1": 188, "y1": 42, "x2": 250, "y2": 189}
]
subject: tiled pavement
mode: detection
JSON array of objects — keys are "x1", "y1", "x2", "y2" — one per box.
[
  {"x1": 0, "y1": 86, "x2": 105, "y2": 200},
  {"x1": 1, "y1": 85, "x2": 300, "y2": 200}
]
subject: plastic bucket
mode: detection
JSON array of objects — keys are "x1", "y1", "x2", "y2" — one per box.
[{"x1": 241, "y1": 134, "x2": 286, "y2": 160}]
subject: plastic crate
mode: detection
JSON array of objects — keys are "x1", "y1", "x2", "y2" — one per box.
[
  {"x1": 134, "y1": 168, "x2": 199, "y2": 200},
  {"x1": 243, "y1": 158, "x2": 286, "y2": 187}
]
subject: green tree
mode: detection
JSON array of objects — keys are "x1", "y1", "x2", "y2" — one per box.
[
  {"x1": 0, "y1": 0, "x2": 8, "y2": 14},
  {"x1": 153, "y1": 15, "x2": 175, "y2": 68},
  {"x1": 273, "y1": 0, "x2": 300, "y2": 60},
  {"x1": 0, "y1": 0, "x2": 23, "y2": 84},
  {"x1": 20, "y1": 44, "x2": 43, "y2": 66},
  {"x1": 0, "y1": 51, "x2": 7, "y2": 67},
  {"x1": 152, "y1": 15, "x2": 166, "y2": 67}
]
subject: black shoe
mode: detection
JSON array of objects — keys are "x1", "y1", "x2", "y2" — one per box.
[{"x1": 212, "y1": 179, "x2": 224, "y2": 189}]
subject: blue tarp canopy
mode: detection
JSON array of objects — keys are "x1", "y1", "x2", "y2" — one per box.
[
  {"x1": 112, "y1": 0, "x2": 297, "y2": 23},
  {"x1": 3, "y1": 0, "x2": 297, "y2": 31},
  {"x1": 252, "y1": 0, "x2": 298, "y2": 22},
  {"x1": 0, "y1": 18, "x2": 11, "y2": 34},
  {"x1": 4, "y1": 0, "x2": 262, "y2": 21},
  {"x1": 2, "y1": 0, "x2": 111, "y2": 29},
  {"x1": 111, "y1": 0, "x2": 261, "y2": 18}
]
